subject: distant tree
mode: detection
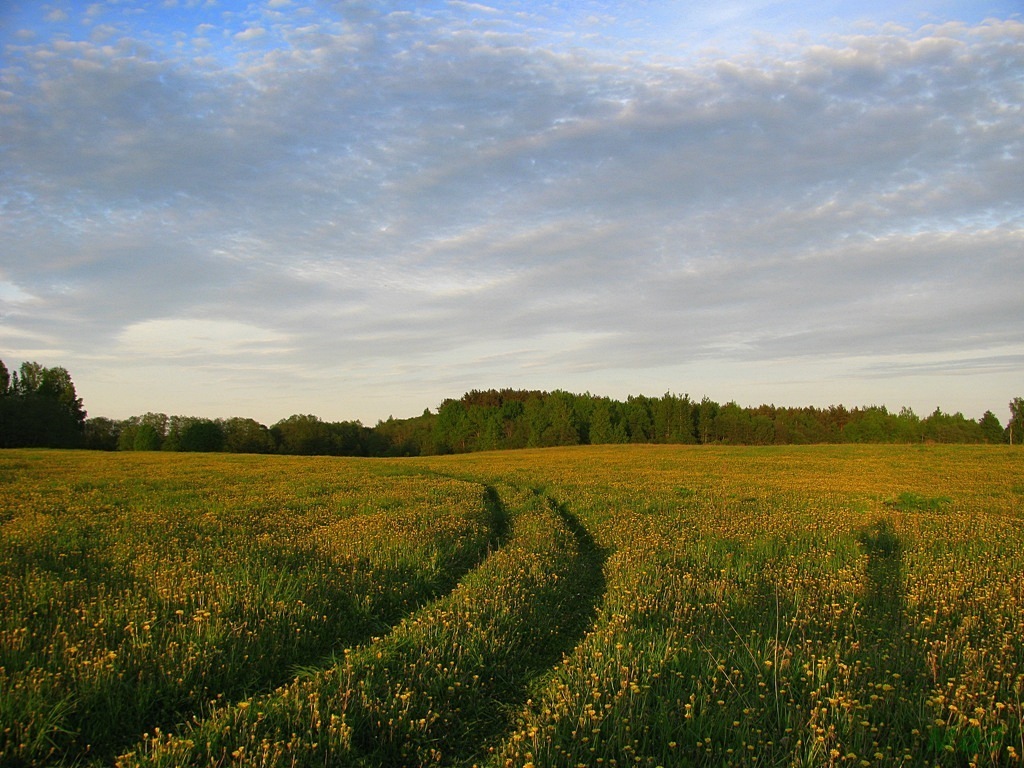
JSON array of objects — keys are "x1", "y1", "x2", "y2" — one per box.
[
  {"x1": 751, "y1": 412, "x2": 775, "y2": 445},
  {"x1": 543, "y1": 391, "x2": 581, "y2": 447},
  {"x1": 0, "y1": 359, "x2": 86, "y2": 447},
  {"x1": 373, "y1": 412, "x2": 433, "y2": 456},
  {"x1": 499, "y1": 399, "x2": 529, "y2": 449},
  {"x1": 433, "y1": 399, "x2": 470, "y2": 453},
  {"x1": 133, "y1": 423, "x2": 162, "y2": 451},
  {"x1": 978, "y1": 411, "x2": 1004, "y2": 444},
  {"x1": 272, "y1": 414, "x2": 332, "y2": 455},
  {"x1": 179, "y1": 419, "x2": 225, "y2": 452},
  {"x1": 714, "y1": 401, "x2": 752, "y2": 444},
  {"x1": 117, "y1": 413, "x2": 168, "y2": 451},
  {"x1": 524, "y1": 397, "x2": 551, "y2": 448},
  {"x1": 843, "y1": 406, "x2": 895, "y2": 443},
  {"x1": 624, "y1": 395, "x2": 653, "y2": 443},
  {"x1": 1010, "y1": 397, "x2": 1024, "y2": 445},
  {"x1": 222, "y1": 417, "x2": 275, "y2": 454},
  {"x1": 922, "y1": 407, "x2": 984, "y2": 443},
  {"x1": 698, "y1": 397, "x2": 718, "y2": 444},
  {"x1": 328, "y1": 420, "x2": 368, "y2": 455},
  {"x1": 84, "y1": 417, "x2": 121, "y2": 451},
  {"x1": 161, "y1": 415, "x2": 187, "y2": 451},
  {"x1": 589, "y1": 398, "x2": 615, "y2": 444},
  {"x1": 665, "y1": 393, "x2": 697, "y2": 443},
  {"x1": 895, "y1": 407, "x2": 923, "y2": 443}
]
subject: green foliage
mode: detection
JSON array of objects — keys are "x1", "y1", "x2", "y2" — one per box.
[
  {"x1": 0, "y1": 359, "x2": 86, "y2": 448},
  {"x1": 3, "y1": 357, "x2": 1020, "y2": 456},
  {"x1": 133, "y1": 423, "x2": 162, "y2": 451},
  {"x1": 84, "y1": 417, "x2": 121, "y2": 451},
  {"x1": 978, "y1": 410, "x2": 1004, "y2": 444},
  {"x1": 221, "y1": 417, "x2": 275, "y2": 454},
  {"x1": 270, "y1": 414, "x2": 369, "y2": 456}
]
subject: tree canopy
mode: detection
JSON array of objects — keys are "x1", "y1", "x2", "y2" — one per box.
[
  {"x1": 0, "y1": 360, "x2": 87, "y2": 448},
  {"x1": 1, "y1": 359, "x2": 1018, "y2": 455}
]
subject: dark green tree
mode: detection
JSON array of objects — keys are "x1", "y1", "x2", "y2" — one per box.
[
  {"x1": 0, "y1": 360, "x2": 86, "y2": 447},
  {"x1": 543, "y1": 391, "x2": 581, "y2": 447},
  {"x1": 698, "y1": 397, "x2": 718, "y2": 444},
  {"x1": 84, "y1": 417, "x2": 121, "y2": 450},
  {"x1": 15, "y1": 361, "x2": 44, "y2": 394},
  {"x1": 978, "y1": 411, "x2": 1004, "y2": 443},
  {"x1": 524, "y1": 397, "x2": 552, "y2": 448},
  {"x1": 433, "y1": 399, "x2": 471, "y2": 454},
  {"x1": 222, "y1": 417, "x2": 275, "y2": 454},
  {"x1": 178, "y1": 419, "x2": 226, "y2": 452},
  {"x1": 751, "y1": 411, "x2": 775, "y2": 445},
  {"x1": 624, "y1": 395, "x2": 654, "y2": 443},
  {"x1": 271, "y1": 414, "x2": 334, "y2": 455},
  {"x1": 589, "y1": 398, "x2": 614, "y2": 444},
  {"x1": 714, "y1": 401, "x2": 752, "y2": 444},
  {"x1": 843, "y1": 406, "x2": 896, "y2": 443}
]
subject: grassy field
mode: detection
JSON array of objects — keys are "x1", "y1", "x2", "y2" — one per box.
[{"x1": 1, "y1": 445, "x2": 1021, "y2": 767}]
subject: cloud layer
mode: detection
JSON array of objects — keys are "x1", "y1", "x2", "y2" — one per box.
[{"x1": 1, "y1": 2, "x2": 1022, "y2": 422}]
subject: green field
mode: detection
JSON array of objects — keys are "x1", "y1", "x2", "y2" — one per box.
[{"x1": 1, "y1": 446, "x2": 1022, "y2": 767}]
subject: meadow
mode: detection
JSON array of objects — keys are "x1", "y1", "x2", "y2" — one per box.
[{"x1": 1, "y1": 445, "x2": 1021, "y2": 767}]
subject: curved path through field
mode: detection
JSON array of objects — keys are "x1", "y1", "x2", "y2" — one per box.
[{"x1": 123, "y1": 480, "x2": 609, "y2": 767}]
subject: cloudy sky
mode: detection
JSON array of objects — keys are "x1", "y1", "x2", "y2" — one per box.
[{"x1": 1, "y1": 1, "x2": 1021, "y2": 425}]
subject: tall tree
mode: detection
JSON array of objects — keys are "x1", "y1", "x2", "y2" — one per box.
[
  {"x1": 221, "y1": 417, "x2": 275, "y2": 454},
  {"x1": 698, "y1": 397, "x2": 718, "y2": 444},
  {"x1": 1010, "y1": 397, "x2": 1024, "y2": 445},
  {"x1": 0, "y1": 360, "x2": 86, "y2": 447},
  {"x1": 978, "y1": 411, "x2": 1004, "y2": 444},
  {"x1": 84, "y1": 417, "x2": 121, "y2": 451}
]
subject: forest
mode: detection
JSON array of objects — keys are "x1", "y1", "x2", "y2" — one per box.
[{"x1": 1, "y1": 359, "x2": 1022, "y2": 455}]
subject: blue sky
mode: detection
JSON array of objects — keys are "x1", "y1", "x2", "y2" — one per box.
[{"x1": 1, "y1": 1, "x2": 1022, "y2": 425}]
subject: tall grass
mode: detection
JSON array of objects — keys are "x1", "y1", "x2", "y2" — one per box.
[
  {"x1": 124, "y1": 487, "x2": 595, "y2": 767},
  {"x1": 1, "y1": 452, "x2": 498, "y2": 765},
  {"x1": 2, "y1": 445, "x2": 1022, "y2": 767},
  {"x1": 447, "y1": 446, "x2": 1024, "y2": 767}
]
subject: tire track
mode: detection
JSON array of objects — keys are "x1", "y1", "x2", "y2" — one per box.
[{"x1": 122, "y1": 483, "x2": 608, "y2": 768}]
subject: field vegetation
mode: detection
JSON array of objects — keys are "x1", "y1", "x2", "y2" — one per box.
[{"x1": 1, "y1": 445, "x2": 1021, "y2": 767}]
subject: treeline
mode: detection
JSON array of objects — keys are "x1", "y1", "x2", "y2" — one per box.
[
  {"x1": 374, "y1": 389, "x2": 1021, "y2": 455},
  {"x1": 2, "y1": 359, "x2": 1022, "y2": 454},
  {"x1": 0, "y1": 360, "x2": 87, "y2": 448},
  {"x1": 82, "y1": 413, "x2": 376, "y2": 455},
  {"x1": 86, "y1": 390, "x2": 1024, "y2": 456}
]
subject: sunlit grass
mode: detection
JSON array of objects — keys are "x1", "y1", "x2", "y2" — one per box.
[
  {"x1": 0, "y1": 452, "x2": 498, "y2": 764},
  {"x1": 2, "y1": 445, "x2": 1021, "y2": 767}
]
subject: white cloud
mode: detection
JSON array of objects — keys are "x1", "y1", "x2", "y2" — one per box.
[
  {"x1": 1, "y1": 6, "x2": 1021, "y2": 421},
  {"x1": 0, "y1": 280, "x2": 34, "y2": 305},
  {"x1": 234, "y1": 26, "x2": 267, "y2": 42},
  {"x1": 116, "y1": 319, "x2": 292, "y2": 359}
]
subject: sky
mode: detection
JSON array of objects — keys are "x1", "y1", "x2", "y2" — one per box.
[{"x1": 1, "y1": 1, "x2": 1022, "y2": 426}]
